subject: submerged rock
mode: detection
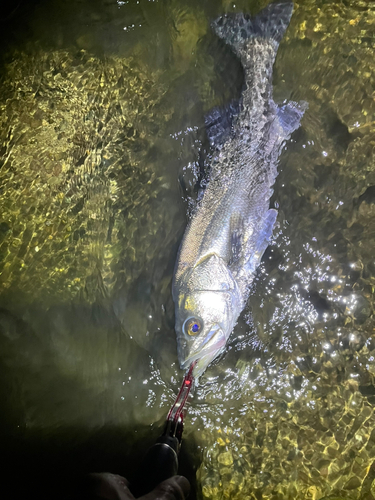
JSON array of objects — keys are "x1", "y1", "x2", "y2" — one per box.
[{"x1": 0, "y1": 48, "x2": 179, "y2": 304}]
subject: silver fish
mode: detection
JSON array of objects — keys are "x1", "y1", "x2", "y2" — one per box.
[{"x1": 172, "y1": 2, "x2": 306, "y2": 380}]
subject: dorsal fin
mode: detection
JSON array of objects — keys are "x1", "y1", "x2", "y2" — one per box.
[{"x1": 205, "y1": 100, "x2": 241, "y2": 147}]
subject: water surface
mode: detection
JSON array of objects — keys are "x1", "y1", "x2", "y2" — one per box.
[{"x1": 1, "y1": 0, "x2": 375, "y2": 499}]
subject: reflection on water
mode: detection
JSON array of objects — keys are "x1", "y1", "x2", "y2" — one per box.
[{"x1": 1, "y1": 0, "x2": 375, "y2": 499}]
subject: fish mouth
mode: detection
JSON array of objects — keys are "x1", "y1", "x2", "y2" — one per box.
[{"x1": 180, "y1": 326, "x2": 226, "y2": 373}]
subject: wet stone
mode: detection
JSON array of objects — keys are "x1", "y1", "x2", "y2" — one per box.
[{"x1": 217, "y1": 451, "x2": 234, "y2": 467}]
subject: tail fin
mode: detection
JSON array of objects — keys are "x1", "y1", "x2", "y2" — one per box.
[{"x1": 212, "y1": 2, "x2": 293, "y2": 57}]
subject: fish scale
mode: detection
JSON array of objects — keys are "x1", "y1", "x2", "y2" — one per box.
[{"x1": 173, "y1": 2, "x2": 307, "y2": 380}]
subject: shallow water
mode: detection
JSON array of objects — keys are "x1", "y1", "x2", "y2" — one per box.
[{"x1": 1, "y1": 0, "x2": 375, "y2": 499}]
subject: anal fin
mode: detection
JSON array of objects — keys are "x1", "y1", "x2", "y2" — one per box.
[{"x1": 277, "y1": 100, "x2": 308, "y2": 138}]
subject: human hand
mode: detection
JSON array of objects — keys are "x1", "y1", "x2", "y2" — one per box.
[{"x1": 85, "y1": 472, "x2": 190, "y2": 500}]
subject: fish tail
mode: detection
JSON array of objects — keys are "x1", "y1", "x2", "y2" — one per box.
[
  {"x1": 212, "y1": 2, "x2": 293, "y2": 59},
  {"x1": 212, "y1": 2, "x2": 305, "y2": 137}
]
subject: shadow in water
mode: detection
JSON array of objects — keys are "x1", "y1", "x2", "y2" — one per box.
[
  {"x1": 0, "y1": 305, "x2": 199, "y2": 499},
  {"x1": 0, "y1": 421, "x2": 199, "y2": 500}
]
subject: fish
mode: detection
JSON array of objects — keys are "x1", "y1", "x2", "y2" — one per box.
[{"x1": 172, "y1": 2, "x2": 307, "y2": 380}]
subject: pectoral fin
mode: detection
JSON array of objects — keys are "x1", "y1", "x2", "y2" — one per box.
[
  {"x1": 231, "y1": 208, "x2": 277, "y2": 283},
  {"x1": 246, "y1": 208, "x2": 277, "y2": 274},
  {"x1": 228, "y1": 209, "x2": 277, "y2": 293}
]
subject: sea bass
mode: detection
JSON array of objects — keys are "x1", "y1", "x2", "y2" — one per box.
[{"x1": 172, "y1": 2, "x2": 306, "y2": 380}]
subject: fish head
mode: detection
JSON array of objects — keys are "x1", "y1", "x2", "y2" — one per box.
[{"x1": 174, "y1": 287, "x2": 240, "y2": 379}]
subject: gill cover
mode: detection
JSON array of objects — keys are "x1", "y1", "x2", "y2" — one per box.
[{"x1": 174, "y1": 254, "x2": 243, "y2": 375}]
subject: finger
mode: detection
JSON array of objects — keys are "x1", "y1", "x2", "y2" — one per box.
[
  {"x1": 86, "y1": 473, "x2": 133, "y2": 500},
  {"x1": 140, "y1": 476, "x2": 190, "y2": 500}
]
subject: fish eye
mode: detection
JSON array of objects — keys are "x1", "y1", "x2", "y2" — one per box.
[{"x1": 183, "y1": 317, "x2": 203, "y2": 336}]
